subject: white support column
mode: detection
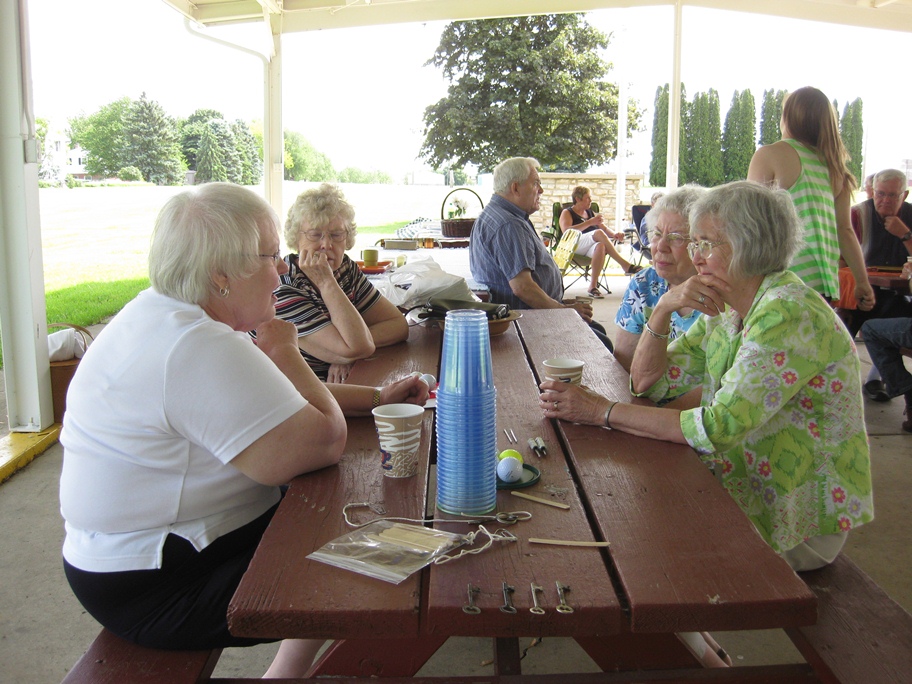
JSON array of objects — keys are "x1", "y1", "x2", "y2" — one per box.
[
  {"x1": 666, "y1": 0, "x2": 683, "y2": 190},
  {"x1": 264, "y1": 16, "x2": 283, "y2": 215},
  {"x1": 0, "y1": 0, "x2": 54, "y2": 431}
]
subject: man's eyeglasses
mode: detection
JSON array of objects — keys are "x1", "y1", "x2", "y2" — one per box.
[
  {"x1": 686, "y1": 239, "x2": 726, "y2": 259},
  {"x1": 302, "y1": 230, "x2": 347, "y2": 243},
  {"x1": 256, "y1": 251, "x2": 282, "y2": 264},
  {"x1": 874, "y1": 190, "x2": 904, "y2": 200},
  {"x1": 650, "y1": 230, "x2": 689, "y2": 248}
]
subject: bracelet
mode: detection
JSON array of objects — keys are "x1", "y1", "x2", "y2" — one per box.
[
  {"x1": 644, "y1": 321, "x2": 670, "y2": 340},
  {"x1": 902, "y1": 230, "x2": 912, "y2": 242},
  {"x1": 372, "y1": 388, "x2": 382, "y2": 409},
  {"x1": 603, "y1": 401, "x2": 618, "y2": 429}
]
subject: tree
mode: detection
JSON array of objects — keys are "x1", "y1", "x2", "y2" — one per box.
[
  {"x1": 758, "y1": 89, "x2": 786, "y2": 145},
  {"x1": 35, "y1": 117, "x2": 59, "y2": 181},
  {"x1": 840, "y1": 98, "x2": 864, "y2": 183},
  {"x1": 123, "y1": 92, "x2": 184, "y2": 185},
  {"x1": 722, "y1": 89, "x2": 756, "y2": 182},
  {"x1": 180, "y1": 108, "x2": 224, "y2": 170},
  {"x1": 283, "y1": 131, "x2": 335, "y2": 181},
  {"x1": 649, "y1": 85, "x2": 669, "y2": 186},
  {"x1": 420, "y1": 14, "x2": 641, "y2": 172},
  {"x1": 682, "y1": 90, "x2": 722, "y2": 186},
  {"x1": 68, "y1": 97, "x2": 132, "y2": 177},
  {"x1": 232, "y1": 119, "x2": 262, "y2": 186},
  {"x1": 205, "y1": 118, "x2": 242, "y2": 184},
  {"x1": 195, "y1": 124, "x2": 228, "y2": 183}
]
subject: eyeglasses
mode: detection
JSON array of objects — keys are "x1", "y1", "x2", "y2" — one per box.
[
  {"x1": 687, "y1": 239, "x2": 726, "y2": 259},
  {"x1": 256, "y1": 251, "x2": 282, "y2": 264},
  {"x1": 302, "y1": 230, "x2": 347, "y2": 243},
  {"x1": 650, "y1": 230, "x2": 689, "y2": 248},
  {"x1": 874, "y1": 190, "x2": 904, "y2": 200}
]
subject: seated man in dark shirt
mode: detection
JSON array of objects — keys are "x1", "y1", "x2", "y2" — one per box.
[{"x1": 849, "y1": 169, "x2": 912, "y2": 400}]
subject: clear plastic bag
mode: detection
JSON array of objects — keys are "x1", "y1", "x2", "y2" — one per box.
[{"x1": 307, "y1": 521, "x2": 469, "y2": 584}]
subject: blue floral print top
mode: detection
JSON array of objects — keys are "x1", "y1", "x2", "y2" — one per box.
[
  {"x1": 615, "y1": 267, "x2": 701, "y2": 339},
  {"x1": 639, "y1": 270, "x2": 874, "y2": 554}
]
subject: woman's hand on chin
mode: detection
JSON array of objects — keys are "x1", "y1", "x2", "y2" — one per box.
[
  {"x1": 670, "y1": 275, "x2": 729, "y2": 316},
  {"x1": 298, "y1": 250, "x2": 336, "y2": 288}
]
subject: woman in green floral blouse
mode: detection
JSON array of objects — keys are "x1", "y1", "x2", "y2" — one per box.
[{"x1": 540, "y1": 181, "x2": 873, "y2": 568}]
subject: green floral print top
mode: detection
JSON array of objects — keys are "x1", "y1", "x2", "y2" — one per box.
[{"x1": 640, "y1": 270, "x2": 874, "y2": 554}]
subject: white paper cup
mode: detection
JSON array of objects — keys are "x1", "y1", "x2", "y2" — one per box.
[
  {"x1": 372, "y1": 403, "x2": 425, "y2": 477},
  {"x1": 543, "y1": 358, "x2": 585, "y2": 386}
]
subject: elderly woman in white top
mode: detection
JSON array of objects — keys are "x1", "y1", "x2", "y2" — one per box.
[{"x1": 59, "y1": 183, "x2": 427, "y2": 678}]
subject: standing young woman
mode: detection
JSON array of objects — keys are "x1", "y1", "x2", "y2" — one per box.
[{"x1": 747, "y1": 86, "x2": 875, "y2": 312}]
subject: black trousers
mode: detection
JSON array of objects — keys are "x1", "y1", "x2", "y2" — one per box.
[{"x1": 64, "y1": 503, "x2": 280, "y2": 650}]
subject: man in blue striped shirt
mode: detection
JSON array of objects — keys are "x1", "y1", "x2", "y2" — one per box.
[{"x1": 469, "y1": 157, "x2": 612, "y2": 349}]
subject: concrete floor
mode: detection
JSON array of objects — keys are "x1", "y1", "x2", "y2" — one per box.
[{"x1": 1, "y1": 260, "x2": 910, "y2": 683}]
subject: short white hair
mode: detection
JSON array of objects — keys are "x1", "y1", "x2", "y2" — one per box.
[
  {"x1": 493, "y1": 157, "x2": 539, "y2": 195},
  {"x1": 643, "y1": 185, "x2": 706, "y2": 233},
  {"x1": 149, "y1": 183, "x2": 279, "y2": 305},
  {"x1": 873, "y1": 168, "x2": 908, "y2": 189}
]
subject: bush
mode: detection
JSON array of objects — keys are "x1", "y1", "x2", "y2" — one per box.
[
  {"x1": 117, "y1": 166, "x2": 143, "y2": 181},
  {"x1": 65, "y1": 174, "x2": 78, "y2": 188}
]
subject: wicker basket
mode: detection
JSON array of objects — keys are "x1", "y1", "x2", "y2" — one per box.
[
  {"x1": 440, "y1": 187, "x2": 484, "y2": 237},
  {"x1": 440, "y1": 218, "x2": 475, "y2": 238}
]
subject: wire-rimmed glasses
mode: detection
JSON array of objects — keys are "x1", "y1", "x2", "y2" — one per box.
[
  {"x1": 650, "y1": 230, "x2": 689, "y2": 248},
  {"x1": 686, "y1": 239, "x2": 726, "y2": 259}
]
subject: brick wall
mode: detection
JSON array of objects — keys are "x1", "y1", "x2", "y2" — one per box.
[{"x1": 533, "y1": 173, "x2": 644, "y2": 234}]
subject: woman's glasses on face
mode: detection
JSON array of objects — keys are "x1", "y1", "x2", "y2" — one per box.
[
  {"x1": 650, "y1": 230, "x2": 689, "y2": 248},
  {"x1": 302, "y1": 230, "x2": 347, "y2": 243},
  {"x1": 686, "y1": 239, "x2": 726, "y2": 259},
  {"x1": 256, "y1": 251, "x2": 282, "y2": 264}
]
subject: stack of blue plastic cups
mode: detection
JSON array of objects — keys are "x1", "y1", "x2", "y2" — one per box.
[{"x1": 435, "y1": 309, "x2": 497, "y2": 515}]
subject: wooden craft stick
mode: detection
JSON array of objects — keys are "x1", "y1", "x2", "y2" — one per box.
[
  {"x1": 529, "y1": 538, "x2": 611, "y2": 547},
  {"x1": 510, "y1": 491, "x2": 570, "y2": 509}
]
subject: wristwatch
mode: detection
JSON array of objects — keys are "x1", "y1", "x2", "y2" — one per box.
[{"x1": 902, "y1": 230, "x2": 912, "y2": 242}]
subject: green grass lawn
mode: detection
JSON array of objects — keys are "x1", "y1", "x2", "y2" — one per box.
[{"x1": 1, "y1": 185, "x2": 412, "y2": 368}]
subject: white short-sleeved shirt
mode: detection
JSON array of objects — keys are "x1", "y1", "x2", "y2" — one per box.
[{"x1": 60, "y1": 289, "x2": 309, "y2": 572}]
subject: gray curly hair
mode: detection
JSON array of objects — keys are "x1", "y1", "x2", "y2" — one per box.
[{"x1": 689, "y1": 181, "x2": 802, "y2": 280}]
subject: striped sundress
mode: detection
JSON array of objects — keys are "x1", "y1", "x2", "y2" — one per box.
[{"x1": 783, "y1": 139, "x2": 840, "y2": 299}]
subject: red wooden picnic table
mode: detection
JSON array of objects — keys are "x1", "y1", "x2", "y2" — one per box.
[{"x1": 227, "y1": 309, "x2": 818, "y2": 681}]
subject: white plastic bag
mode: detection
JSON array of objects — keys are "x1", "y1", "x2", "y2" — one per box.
[
  {"x1": 47, "y1": 326, "x2": 92, "y2": 362},
  {"x1": 377, "y1": 256, "x2": 477, "y2": 309}
]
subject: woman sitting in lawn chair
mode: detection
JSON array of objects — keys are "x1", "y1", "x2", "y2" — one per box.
[{"x1": 559, "y1": 185, "x2": 642, "y2": 299}]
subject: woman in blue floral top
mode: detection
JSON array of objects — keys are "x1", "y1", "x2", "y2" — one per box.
[
  {"x1": 541, "y1": 181, "x2": 873, "y2": 564},
  {"x1": 614, "y1": 186, "x2": 705, "y2": 371}
]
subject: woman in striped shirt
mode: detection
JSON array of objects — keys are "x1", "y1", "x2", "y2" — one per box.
[
  {"x1": 747, "y1": 86, "x2": 874, "y2": 312},
  {"x1": 268, "y1": 184, "x2": 409, "y2": 383}
]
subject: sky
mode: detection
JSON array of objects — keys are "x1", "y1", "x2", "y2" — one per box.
[{"x1": 25, "y1": 0, "x2": 912, "y2": 181}]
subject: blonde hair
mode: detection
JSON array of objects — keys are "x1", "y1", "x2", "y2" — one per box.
[
  {"x1": 782, "y1": 87, "x2": 857, "y2": 197},
  {"x1": 285, "y1": 183, "x2": 357, "y2": 251},
  {"x1": 571, "y1": 186, "x2": 590, "y2": 202}
]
